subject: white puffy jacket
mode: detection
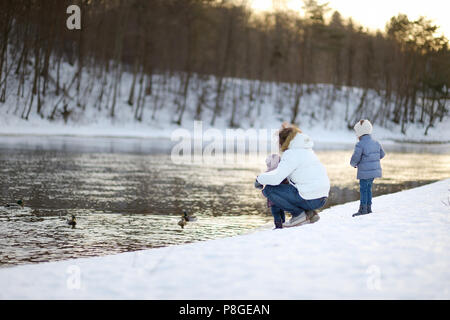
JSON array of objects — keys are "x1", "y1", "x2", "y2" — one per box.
[{"x1": 257, "y1": 133, "x2": 330, "y2": 200}]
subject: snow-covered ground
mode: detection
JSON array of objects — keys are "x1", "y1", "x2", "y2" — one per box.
[{"x1": 1, "y1": 179, "x2": 449, "y2": 299}]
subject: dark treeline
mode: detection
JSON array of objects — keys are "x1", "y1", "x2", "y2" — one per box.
[{"x1": 0, "y1": 0, "x2": 448, "y2": 133}]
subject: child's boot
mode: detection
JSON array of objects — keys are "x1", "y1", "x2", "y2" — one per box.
[
  {"x1": 361, "y1": 205, "x2": 368, "y2": 214},
  {"x1": 357, "y1": 204, "x2": 364, "y2": 214},
  {"x1": 367, "y1": 204, "x2": 372, "y2": 213},
  {"x1": 352, "y1": 205, "x2": 369, "y2": 217}
]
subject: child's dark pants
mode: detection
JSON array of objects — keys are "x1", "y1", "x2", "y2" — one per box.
[{"x1": 359, "y1": 178, "x2": 374, "y2": 206}]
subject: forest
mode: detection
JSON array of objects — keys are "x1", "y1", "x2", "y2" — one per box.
[{"x1": 0, "y1": 0, "x2": 448, "y2": 134}]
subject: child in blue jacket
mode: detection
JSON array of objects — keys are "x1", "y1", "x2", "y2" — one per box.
[{"x1": 350, "y1": 120, "x2": 386, "y2": 216}]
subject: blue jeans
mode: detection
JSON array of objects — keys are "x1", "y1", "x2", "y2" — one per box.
[
  {"x1": 359, "y1": 178, "x2": 374, "y2": 206},
  {"x1": 263, "y1": 184, "x2": 328, "y2": 224}
]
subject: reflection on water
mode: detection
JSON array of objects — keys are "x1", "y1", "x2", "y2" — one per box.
[
  {"x1": 0, "y1": 209, "x2": 269, "y2": 265},
  {"x1": 0, "y1": 135, "x2": 449, "y2": 267},
  {"x1": 318, "y1": 150, "x2": 450, "y2": 207}
]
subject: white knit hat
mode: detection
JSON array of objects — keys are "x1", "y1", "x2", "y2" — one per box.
[{"x1": 353, "y1": 119, "x2": 373, "y2": 137}]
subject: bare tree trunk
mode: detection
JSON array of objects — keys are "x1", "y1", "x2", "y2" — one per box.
[
  {"x1": 211, "y1": 9, "x2": 234, "y2": 126},
  {"x1": 194, "y1": 77, "x2": 208, "y2": 120},
  {"x1": 56, "y1": 51, "x2": 61, "y2": 96},
  {"x1": 229, "y1": 79, "x2": 238, "y2": 127},
  {"x1": 0, "y1": 6, "x2": 12, "y2": 98},
  {"x1": 128, "y1": 58, "x2": 139, "y2": 106},
  {"x1": 134, "y1": 71, "x2": 144, "y2": 120},
  {"x1": 110, "y1": 1, "x2": 128, "y2": 117},
  {"x1": 424, "y1": 92, "x2": 437, "y2": 135},
  {"x1": 211, "y1": 77, "x2": 224, "y2": 126},
  {"x1": 347, "y1": 88, "x2": 368, "y2": 128},
  {"x1": 175, "y1": 72, "x2": 192, "y2": 125},
  {"x1": 291, "y1": 84, "x2": 303, "y2": 124},
  {"x1": 41, "y1": 22, "x2": 55, "y2": 97},
  {"x1": 137, "y1": 76, "x2": 147, "y2": 122}
]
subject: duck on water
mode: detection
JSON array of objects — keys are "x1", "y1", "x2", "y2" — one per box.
[
  {"x1": 178, "y1": 210, "x2": 197, "y2": 229},
  {"x1": 4, "y1": 199, "x2": 24, "y2": 208},
  {"x1": 67, "y1": 214, "x2": 76, "y2": 228}
]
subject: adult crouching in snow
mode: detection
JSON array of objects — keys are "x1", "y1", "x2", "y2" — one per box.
[{"x1": 255, "y1": 125, "x2": 330, "y2": 229}]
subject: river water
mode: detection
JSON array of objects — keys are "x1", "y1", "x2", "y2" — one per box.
[{"x1": 0, "y1": 135, "x2": 449, "y2": 267}]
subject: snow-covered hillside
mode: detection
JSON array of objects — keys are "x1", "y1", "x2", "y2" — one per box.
[
  {"x1": 0, "y1": 59, "x2": 448, "y2": 144},
  {"x1": 1, "y1": 179, "x2": 449, "y2": 299}
]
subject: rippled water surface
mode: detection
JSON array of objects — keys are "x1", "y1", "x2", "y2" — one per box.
[{"x1": 0, "y1": 135, "x2": 449, "y2": 267}]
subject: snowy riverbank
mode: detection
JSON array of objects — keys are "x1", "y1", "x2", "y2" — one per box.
[
  {"x1": 1, "y1": 117, "x2": 449, "y2": 146},
  {"x1": 1, "y1": 64, "x2": 449, "y2": 145},
  {"x1": 1, "y1": 179, "x2": 449, "y2": 299}
]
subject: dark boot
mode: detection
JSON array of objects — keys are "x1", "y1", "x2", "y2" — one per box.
[
  {"x1": 352, "y1": 205, "x2": 369, "y2": 217},
  {"x1": 367, "y1": 205, "x2": 372, "y2": 213},
  {"x1": 274, "y1": 220, "x2": 283, "y2": 229},
  {"x1": 357, "y1": 204, "x2": 363, "y2": 214}
]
